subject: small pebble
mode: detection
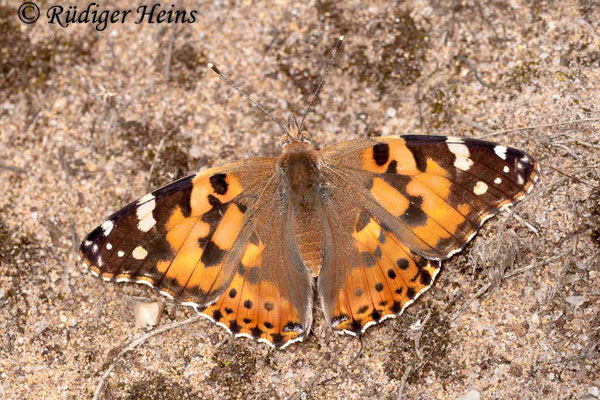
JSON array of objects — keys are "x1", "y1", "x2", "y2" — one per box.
[
  {"x1": 589, "y1": 386, "x2": 599, "y2": 397},
  {"x1": 531, "y1": 313, "x2": 540, "y2": 325},
  {"x1": 565, "y1": 296, "x2": 585, "y2": 307},
  {"x1": 458, "y1": 389, "x2": 480, "y2": 400},
  {"x1": 134, "y1": 302, "x2": 163, "y2": 328}
]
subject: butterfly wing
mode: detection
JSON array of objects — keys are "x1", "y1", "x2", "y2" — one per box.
[
  {"x1": 317, "y1": 135, "x2": 538, "y2": 334},
  {"x1": 200, "y1": 179, "x2": 313, "y2": 348},
  {"x1": 79, "y1": 158, "x2": 313, "y2": 348}
]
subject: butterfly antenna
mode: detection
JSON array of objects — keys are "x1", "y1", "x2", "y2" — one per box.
[
  {"x1": 298, "y1": 35, "x2": 345, "y2": 132},
  {"x1": 207, "y1": 63, "x2": 290, "y2": 137}
]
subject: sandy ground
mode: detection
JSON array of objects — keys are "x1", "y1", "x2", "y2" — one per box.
[{"x1": 1, "y1": 0, "x2": 599, "y2": 399}]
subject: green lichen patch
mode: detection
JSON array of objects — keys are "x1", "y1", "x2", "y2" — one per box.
[
  {"x1": 0, "y1": 214, "x2": 42, "y2": 334},
  {"x1": 274, "y1": 5, "x2": 429, "y2": 105},
  {"x1": 422, "y1": 83, "x2": 460, "y2": 130},
  {"x1": 117, "y1": 118, "x2": 194, "y2": 187},
  {"x1": 208, "y1": 342, "x2": 258, "y2": 399},
  {"x1": 125, "y1": 372, "x2": 196, "y2": 400},
  {"x1": 345, "y1": 8, "x2": 429, "y2": 95},
  {"x1": 504, "y1": 61, "x2": 541, "y2": 92}
]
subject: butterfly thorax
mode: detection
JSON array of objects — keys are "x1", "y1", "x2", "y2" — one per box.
[
  {"x1": 278, "y1": 140, "x2": 325, "y2": 277},
  {"x1": 279, "y1": 141, "x2": 321, "y2": 208}
]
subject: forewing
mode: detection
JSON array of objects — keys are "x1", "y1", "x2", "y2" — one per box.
[
  {"x1": 317, "y1": 135, "x2": 538, "y2": 334},
  {"x1": 319, "y1": 135, "x2": 538, "y2": 260},
  {"x1": 79, "y1": 158, "x2": 313, "y2": 348},
  {"x1": 79, "y1": 159, "x2": 276, "y2": 305}
]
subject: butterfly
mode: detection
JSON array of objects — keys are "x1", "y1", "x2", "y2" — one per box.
[{"x1": 78, "y1": 115, "x2": 538, "y2": 348}]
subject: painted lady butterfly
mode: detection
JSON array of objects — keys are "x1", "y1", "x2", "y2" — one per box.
[{"x1": 78, "y1": 39, "x2": 539, "y2": 349}]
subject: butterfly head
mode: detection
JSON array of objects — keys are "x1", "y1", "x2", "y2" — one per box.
[{"x1": 281, "y1": 114, "x2": 313, "y2": 147}]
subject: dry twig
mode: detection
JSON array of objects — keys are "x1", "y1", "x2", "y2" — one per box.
[{"x1": 93, "y1": 315, "x2": 201, "y2": 400}]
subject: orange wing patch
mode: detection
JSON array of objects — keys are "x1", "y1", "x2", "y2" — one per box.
[
  {"x1": 360, "y1": 139, "x2": 419, "y2": 175},
  {"x1": 328, "y1": 211, "x2": 441, "y2": 335},
  {"x1": 200, "y1": 233, "x2": 306, "y2": 348}
]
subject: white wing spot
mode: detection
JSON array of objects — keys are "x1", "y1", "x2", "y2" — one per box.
[
  {"x1": 454, "y1": 156, "x2": 474, "y2": 171},
  {"x1": 92, "y1": 243, "x2": 99, "y2": 253},
  {"x1": 97, "y1": 256, "x2": 103, "y2": 267},
  {"x1": 503, "y1": 165, "x2": 510, "y2": 173},
  {"x1": 101, "y1": 220, "x2": 114, "y2": 236},
  {"x1": 84, "y1": 240, "x2": 92, "y2": 247},
  {"x1": 474, "y1": 181, "x2": 488, "y2": 195},
  {"x1": 106, "y1": 243, "x2": 112, "y2": 250},
  {"x1": 447, "y1": 142, "x2": 470, "y2": 157},
  {"x1": 448, "y1": 142, "x2": 472, "y2": 171},
  {"x1": 118, "y1": 250, "x2": 125, "y2": 257},
  {"x1": 494, "y1": 177, "x2": 502, "y2": 184},
  {"x1": 494, "y1": 146, "x2": 507, "y2": 160},
  {"x1": 517, "y1": 162, "x2": 524, "y2": 170},
  {"x1": 137, "y1": 198, "x2": 157, "y2": 232},
  {"x1": 138, "y1": 215, "x2": 157, "y2": 232},
  {"x1": 517, "y1": 174, "x2": 524, "y2": 185},
  {"x1": 132, "y1": 246, "x2": 148, "y2": 260}
]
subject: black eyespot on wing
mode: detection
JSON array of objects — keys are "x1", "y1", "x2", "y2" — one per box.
[
  {"x1": 420, "y1": 270, "x2": 432, "y2": 286},
  {"x1": 271, "y1": 333, "x2": 284, "y2": 347},
  {"x1": 351, "y1": 320, "x2": 363, "y2": 333},
  {"x1": 229, "y1": 320, "x2": 241, "y2": 334},
  {"x1": 209, "y1": 173, "x2": 228, "y2": 195},
  {"x1": 371, "y1": 309, "x2": 382, "y2": 322},
  {"x1": 250, "y1": 326, "x2": 263, "y2": 338},
  {"x1": 213, "y1": 310, "x2": 223, "y2": 322},
  {"x1": 373, "y1": 143, "x2": 390, "y2": 166},
  {"x1": 397, "y1": 259, "x2": 409, "y2": 270}
]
